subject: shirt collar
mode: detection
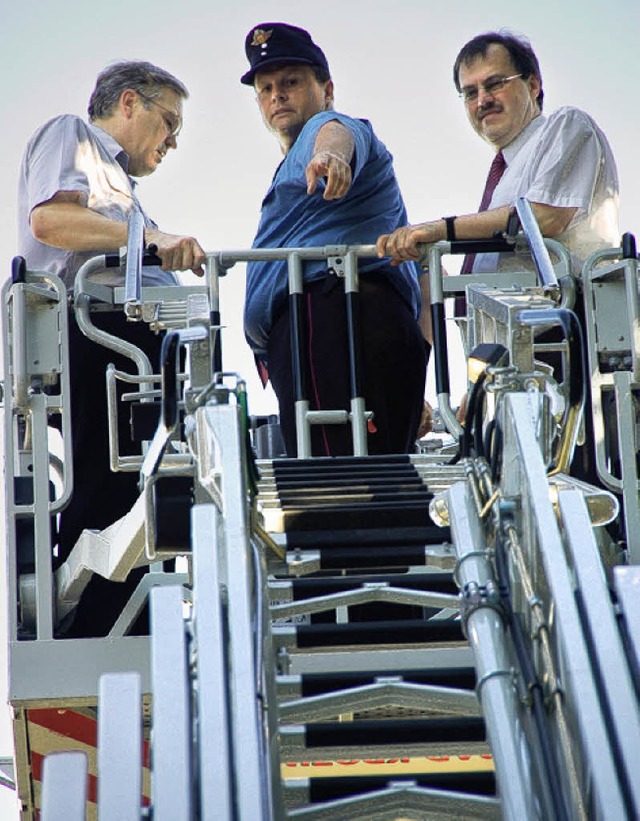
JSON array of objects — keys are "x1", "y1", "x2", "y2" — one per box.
[
  {"x1": 502, "y1": 113, "x2": 546, "y2": 165},
  {"x1": 88, "y1": 122, "x2": 132, "y2": 175}
]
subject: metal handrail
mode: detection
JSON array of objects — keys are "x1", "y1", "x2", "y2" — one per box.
[{"x1": 422, "y1": 201, "x2": 575, "y2": 439}]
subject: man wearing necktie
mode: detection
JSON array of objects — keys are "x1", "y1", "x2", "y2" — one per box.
[
  {"x1": 377, "y1": 30, "x2": 619, "y2": 481},
  {"x1": 377, "y1": 30, "x2": 619, "y2": 285}
]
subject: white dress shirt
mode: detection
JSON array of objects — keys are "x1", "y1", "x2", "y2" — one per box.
[{"x1": 473, "y1": 106, "x2": 619, "y2": 276}]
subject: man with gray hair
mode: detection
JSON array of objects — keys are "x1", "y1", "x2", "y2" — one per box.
[
  {"x1": 17, "y1": 60, "x2": 205, "y2": 636},
  {"x1": 20, "y1": 60, "x2": 205, "y2": 283}
]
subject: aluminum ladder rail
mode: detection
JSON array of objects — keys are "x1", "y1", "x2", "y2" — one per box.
[{"x1": 444, "y1": 389, "x2": 640, "y2": 820}]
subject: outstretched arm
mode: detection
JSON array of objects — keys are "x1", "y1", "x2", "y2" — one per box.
[
  {"x1": 377, "y1": 203, "x2": 576, "y2": 265},
  {"x1": 30, "y1": 192, "x2": 206, "y2": 276},
  {"x1": 305, "y1": 120, "x2": 355, "y2": 200}
]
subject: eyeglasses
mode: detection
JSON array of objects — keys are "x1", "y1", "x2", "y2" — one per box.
[
  {"x1": 137, "y1": 91, "x2": 182, "y2": 138},
  {"x1": 459, "y1": 74, "x2": 522, "y2": 104}
]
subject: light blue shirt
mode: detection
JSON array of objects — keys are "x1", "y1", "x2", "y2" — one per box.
[
  {"x1": 245, "y1": 111, "x2": 421, "y2": 355},
  {"x1": 18, "y1": 114, "x2": 178, "y2": 288}
]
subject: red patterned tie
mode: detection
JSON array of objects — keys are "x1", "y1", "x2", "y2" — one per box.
[{"x1": 460, "y1": 150, "x2": 506, "y2": 275}]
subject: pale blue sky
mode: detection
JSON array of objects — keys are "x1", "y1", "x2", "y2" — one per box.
[{"x1": 1, "y1": 0, "x2": 638, "y2": 815}]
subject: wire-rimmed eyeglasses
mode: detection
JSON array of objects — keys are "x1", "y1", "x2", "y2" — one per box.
[
  {"x1": 137, "y1": 91, "x2": 182, "y2": 138},
  {"x1": 459, "y1": 74, "x2": 522, "y2": 104}
]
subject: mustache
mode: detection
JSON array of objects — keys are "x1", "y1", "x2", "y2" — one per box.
[{"x1": 478, "y1": 101, "x2": 503, "y2": 119}]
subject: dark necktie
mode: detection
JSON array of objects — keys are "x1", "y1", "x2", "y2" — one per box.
[{"x1": 460, "y1": 150, "x2": 506, "y2": 275}]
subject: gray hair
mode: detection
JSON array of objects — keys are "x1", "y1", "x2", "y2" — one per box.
[{"x1": 88, "y1": 60, "x2": 188, "y2": 121}]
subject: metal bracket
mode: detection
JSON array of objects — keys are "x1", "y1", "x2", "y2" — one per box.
[
  {"x1": 327, "y1": 254, "x2": 347, "y2": 278},
  {"x1": 459, "y1": 579, "x2": 505, "y2": 638}
]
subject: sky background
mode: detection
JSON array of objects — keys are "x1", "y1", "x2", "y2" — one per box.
[{"x1": 1, "y1": 0, "x2": 638, "y2": 816}]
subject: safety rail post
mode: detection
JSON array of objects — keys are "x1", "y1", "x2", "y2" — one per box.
[
  {"x1": 10, "y1": 257, "x2": 29, "y2": 408},
  {"x1": 515, "y1": 197, "x2": 559, "y2": 293},
  {"x1": 206, "y1": 254, "x2": 224, "y2": 375},
  {"x1": 427, "y1": 242, "x2": 463, "y2": 439},
  {"x1": 287, "y1": 251, "x2": 312, "y2": 458},
  {"x1": 581, "y1": 239, "x2": 640, "y2": 561},
  {"x1": 2, "y1": 267, "x2": 74, "y2": 640},
  {"x1": 31, "y1": 392, "x2": 56, "y2": 639},
  {"x1": 123, "y1": 210, "x2": 145, "y2": 318},
  {"x1": 344, "y1": 249, "x2": 368, "y2": 455}
]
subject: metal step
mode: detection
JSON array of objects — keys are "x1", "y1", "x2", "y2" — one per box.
[
  {"x1": 280, "y1": 717, "x2": 489, "y2": 761},
  {"x1": 283, "y1": 770, "x2": 497, "y2": 805},
  {"x1": 277, "y1": 667, "x2": 478, "y2": 700},
  {"x1": 273, "y1": 619, "x2": 464, "y2": 650}
]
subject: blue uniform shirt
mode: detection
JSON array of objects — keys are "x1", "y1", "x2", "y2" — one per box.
[{"x1": 244, "y1": 111, "x2": 421, "y2": 355}]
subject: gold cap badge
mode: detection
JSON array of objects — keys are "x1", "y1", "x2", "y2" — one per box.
[{"x1": 250, "y1": 28, "x2": 272, "y2": 47}]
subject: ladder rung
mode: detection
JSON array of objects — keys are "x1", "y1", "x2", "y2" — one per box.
[{"x1": 275, "y1": 618, "x2": 464, "y2": 649}]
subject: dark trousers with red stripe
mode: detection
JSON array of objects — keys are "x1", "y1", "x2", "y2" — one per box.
[{"x1": 267, "y1": 271, "x2": 429, "y2": 457}]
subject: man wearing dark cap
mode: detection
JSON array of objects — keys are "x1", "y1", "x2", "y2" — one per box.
[{"x1": 241, "y1": 22, "x2": 431, "y2": 457}]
